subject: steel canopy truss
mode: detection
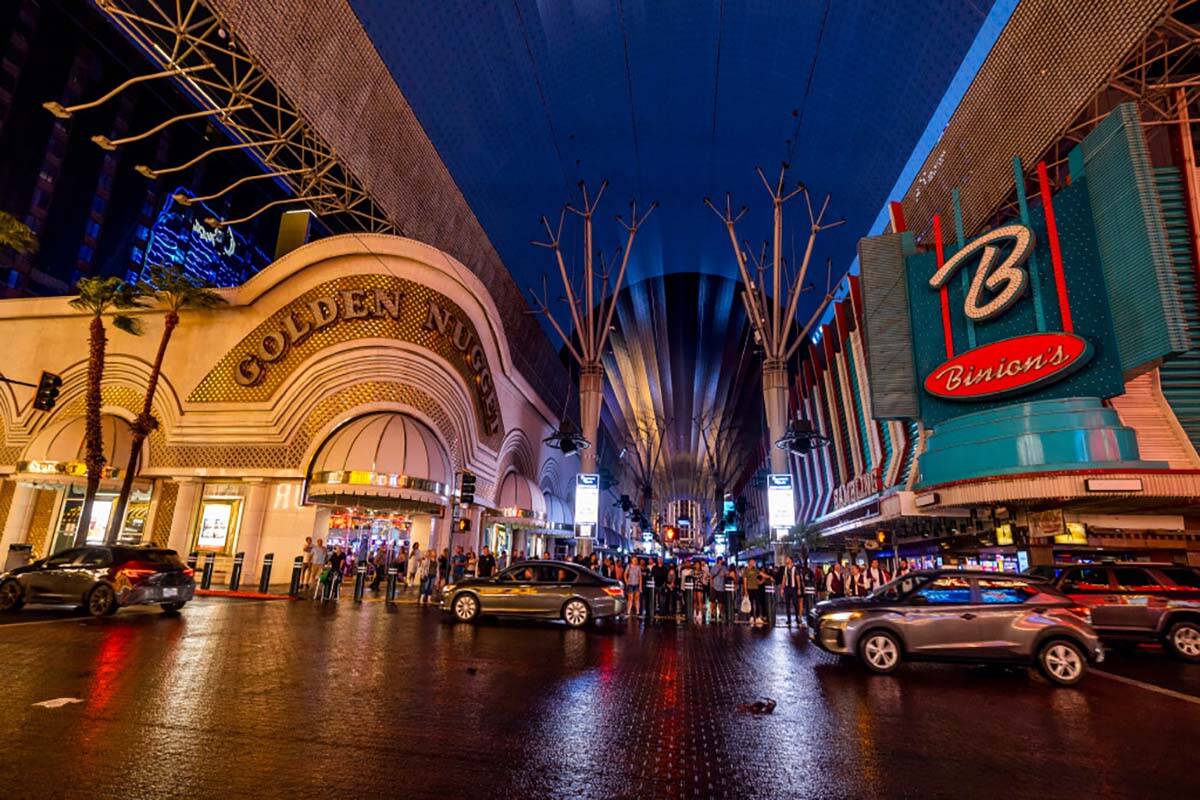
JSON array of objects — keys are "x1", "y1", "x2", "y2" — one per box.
[{"x1": 93, "y1": 0, "x2": 395, "y2": 233}]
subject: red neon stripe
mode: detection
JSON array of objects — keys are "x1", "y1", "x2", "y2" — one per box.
[
  {"x1": 1036, "y1": 161, "x2": 1074, "y2": 333},
  {"x1": 933, "y1": 214, "x2": 954, "y2": 358},
  {"x1": 889, "y1": 201, "x2": 907, "y2": 232}
]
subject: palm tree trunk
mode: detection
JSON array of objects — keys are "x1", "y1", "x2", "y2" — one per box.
[
  {"x1": 73, "y1": 316, "x2": 107, "y2": 549},
  {"x1": 106, "y1": 312, "x2": 177, "y2": 544}
]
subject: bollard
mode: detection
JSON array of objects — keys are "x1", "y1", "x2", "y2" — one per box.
[
  {"x1": 200, "y1": 552, "x2": 216, "y2": 590},
  {"x1": 288, "y1": 555, "x2": 304, "y2": 597},
  {"x1": 186, "y1": 551, "x2": 199, "y2": 571},
  {"x1": 803, "y1": 586, "x2": 816, "y2": 619},
  {"x1": 353, "y1": 564, "x2": 367, "y2": 602},
  {"x1": 725, "y1": 582, "x2": 736, "y2": 624},
  {"x1": 765, "y1": 582, "x2": 777, "y2": 627},
  {"x1": 258, "y1": 553, "x2": 274, "y2": 594},
  {"x1": 386, "y1": 565, "x2": 398, "y2": 603},
  {"x1": 683, "y1": 577, "x2": 694, "y2": 624},
  {"x1": 228, "y1": 551, "x2": 245, "y2": 591},
  {"x1": 645, "y1": 577, "x2": 656, "y2": 621}
]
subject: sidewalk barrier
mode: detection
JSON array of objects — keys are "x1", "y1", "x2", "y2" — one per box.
[
  {"x1": 765, "y1": 583, "x2": 777, "y2": 626},
  {"x1": 186, "y1": 551, "x2": 199, "y2": 571},
  {"x1": 644, "y1": 577, "x2": 655, "y2": 621},
  {"x1": 258, "y1": 553, "x2": 274, "y2": 594},
  {"x1": 200, "y1": 552, "x2": 216, "y2": 590},
  {"x1": 228, "y1": 551, "x2": 245, "y2": 591},
  {"x1": 683, "y1": 577, "x2": 694, "y2": 623},
  {"x1": 725, "y1": 582, "x2": 736, "y2": 624},
  {"x1": 386, "y1": 565, "x2": 398, "y2": 603},
  {"x1": 353, "y1": 564, "x2": 367, "y2": 602},
  {"x1": 288, "y1": 556, "x2": 303, "y2": 597},
  {"x1": 803, "y1": 586, "x2": 816, "y2": 617}
]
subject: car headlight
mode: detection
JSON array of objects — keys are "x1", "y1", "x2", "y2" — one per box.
[{"x1": 822, "y1": 611, "x2": 863, "y2": 623}]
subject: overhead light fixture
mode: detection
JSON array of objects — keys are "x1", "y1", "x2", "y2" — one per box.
[
  {"x1": 774, "y1": 417, "x2": 830, "y2": 454},
  {"x1": 543, "y1": 418, "x2": 590, "y2": 456}
]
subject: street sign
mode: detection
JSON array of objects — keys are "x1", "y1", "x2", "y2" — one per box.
[
  {"x1": 575, "y1": 473, "x2": 600, "y2": 527},
  {"x1": 767, "y1": 473, "x2": 795, "y2": 530}
]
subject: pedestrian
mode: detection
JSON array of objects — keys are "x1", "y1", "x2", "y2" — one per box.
[
  {"x1": 710, "y1": 558, "x2": 726, "y2": 623},
  {"x1": 693, "y1": 560, "x2": 708, "y2": 623},
  {"x1": 864, "y1": 559, "x2": 889, "y2": 593},
  {"x1": 327, "y1": 545, "x2": 347, "y2": 599},
  {"x1": 438, "y1": 548, "x2": 451, "y2": 589},
  {"x1": 299, "y1": 536, "x2": 314, "y2": 588},
  {"x1": 451, "y1": 546, "x2": 467, "y2": 582},
  {"x1": 417, "y1": 551, "x2": 436, "y2": 604},
  {"x1": 309, "y1": 538, "x2": 327, "y2": 593},
  {"x1": 651, "y1": 556, "x2": 668, "y2": 618},
  {"x1": 665, "y1": 565, "x2": 678, "y2": 618},
  {"x1": 396, "y1": 545, "x2": 409, "y2": 589},
  {"x1": 407, "y1": 543, "x2": 421, "y2": 590},
  {"x1": 780, "y1": 557, "x2": 802, "y2": 626},
  {"x1": 478, "y1": 546, "x2": 496, "y2": 578},
  {"x1": 824, "y1": 563, "x2": 845, "y2": 599},
  {"x1": 744, "y1": 559, "x2": 765, "y2": 626},
  {"x1": 625, "y1": 557, "x2": 641, "y2": 618}
]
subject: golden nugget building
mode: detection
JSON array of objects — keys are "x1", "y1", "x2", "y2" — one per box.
[{"x1": 0, "y1": 235, "x2": 577, "y2": 581}]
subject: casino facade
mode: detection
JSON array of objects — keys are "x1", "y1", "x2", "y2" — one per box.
[{"x1": 0, "y1": 234, "x2": 591, "y2": 583}]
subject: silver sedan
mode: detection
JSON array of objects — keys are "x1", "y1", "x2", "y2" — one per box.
[{"x1": 441, "y1": 560, "x2": 626, "y2": 627}]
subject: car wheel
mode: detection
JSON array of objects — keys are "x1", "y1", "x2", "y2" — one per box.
[
  {"x1": 0, "y1": 579, "x2": 24, "y2": 612},
  {"x1": 86, "y1": 584, "x2": 118, "y2": 618},
  {"x1": 1166, "y1": 620, "x2": 1200, "y2": 662},
  {"x1": 562, "y1": 599, "x2": 590, "y2": 628},
  {"x1": 160, "y1": 602, "x2": 187, "y2": 614},
  {"x1": 858, "y1": 629, "x2": 902, "y2": 674},
  {"x1": 1038, "y1": 639, "x2": 1087, "y2": 686},
  {"x1": 452, "y1": 592, "x2": 480, "y2": 623}
]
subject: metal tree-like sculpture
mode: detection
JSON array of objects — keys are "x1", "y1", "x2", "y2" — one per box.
[
  {"x1": 530, "y1": 183, "x2": 656, "y2": 468},
  {"x1": 705, "y1": 165, "x2": 843, "y2": 476}
]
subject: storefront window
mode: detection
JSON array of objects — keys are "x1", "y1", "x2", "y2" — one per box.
[{"x1": 50, "y1": 485, "x2": 153, "y2": 553}]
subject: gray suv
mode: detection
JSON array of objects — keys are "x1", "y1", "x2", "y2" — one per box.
[{"x1": 809, "y1": 570, "x2": 1103, "y2": 685}]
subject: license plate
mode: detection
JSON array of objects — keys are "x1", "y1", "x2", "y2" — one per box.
[{"x1": 163, "y1": 587, "x2": 178, "y2": 599}]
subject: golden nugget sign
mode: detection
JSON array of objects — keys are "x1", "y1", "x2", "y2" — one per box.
[{"x1": 220, "y1": 277, "x2": 502, "y2": 438}]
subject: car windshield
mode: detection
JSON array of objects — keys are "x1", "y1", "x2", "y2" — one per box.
[
  {"x1": 113, "y1": 549, "x2": 185, "y2": 568},
  {"x1": 870, "y1": 573, "x2": 932, "y2": 601}
]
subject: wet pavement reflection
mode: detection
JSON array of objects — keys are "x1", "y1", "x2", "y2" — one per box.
[{"x1": 0, "y1": 598, "x2": 1195, "y2": 799}]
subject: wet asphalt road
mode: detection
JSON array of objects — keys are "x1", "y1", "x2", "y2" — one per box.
[{"x1": 0, "y1": 597, "x2": 1196, "y2": 800}]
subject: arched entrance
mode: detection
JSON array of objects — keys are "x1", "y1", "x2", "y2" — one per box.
[
  {"x1": 306, "y1": 412, "x2": 453, "y2": 562},
  {"x1": 16, "y1": 414, "x2": 152, "y2": 553}
]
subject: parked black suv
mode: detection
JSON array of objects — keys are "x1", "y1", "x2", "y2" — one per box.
[
  {"x1": 1034, "y1": 562, "x2": 1200, "y2": 661},
  {"x1": 0, "y1": 546, "x2": 195, "y2": 617}
]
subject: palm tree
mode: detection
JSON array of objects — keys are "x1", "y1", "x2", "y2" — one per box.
[
  {"x1": 0, "y1": 210, "x2": 38, "y2": 255},
  {"x1": 106, "y1": 264, "x2": 225, "y2": 544},
  {"x1": 68, "y1": 277, "x2": 146, "y2": 548}
]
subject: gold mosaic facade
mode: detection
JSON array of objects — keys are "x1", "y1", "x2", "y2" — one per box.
[
  {"x1": 0, "y1": 479, "x2": 13, "y2": 533},
  {"x1": 150, "y1": 480, "x2": 177, "y2": 547},
  {"x1": 26, "y1": 488, "x2": 58, "y2": 558},
  {"x1": 188, "y1": 273, "x2": 504, "y2": 449}
]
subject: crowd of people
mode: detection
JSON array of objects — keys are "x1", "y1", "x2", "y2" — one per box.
[{"x1": 295, "y1": 536, "x2": 915, "y2": 626}]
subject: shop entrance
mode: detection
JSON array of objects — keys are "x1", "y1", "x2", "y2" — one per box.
[
  {"x1": 48, "y1": 484, "x2": 153, "y2": 554},
  {"x1": 327, "y1": 508, "x2": 412, "y2": 564}
]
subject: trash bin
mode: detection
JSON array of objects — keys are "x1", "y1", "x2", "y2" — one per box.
[{"x1": 4, "y1": 543, "x2": 33, "y2": 572}]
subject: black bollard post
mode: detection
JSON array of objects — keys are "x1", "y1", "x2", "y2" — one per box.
[
  {"x1": 186, "y1": 551, "x2": 199, "y2": 571},
  {"x1": 258, "y1": 553, "x2": 274, "y2": 594},
  {"x1": 725, "y1": 582, "x2": 736, "y2": 624},
  {"x1": 353, "y1": 564, "x2": 367, "y2": 602},
  {"x1": 200, "y1": 552, "x2": 216, "y2": 590},
  {"x1": 644, "y1": 577, "x2": 655, "y2": 621},
  {"x1": 765, "y1": 583, "x2": 776, "y2": 627},
  {"x1": 228, "y1": 551, "x2": 245, "y2": 591},
  {"x1": 683, "y1": 576, "x2": 694, "y2": 624},
  {"x1": 386, "y1": 565, "x2": 398, "y2": 603},
  {"x1": 288, "y1": 555, "x2": 304, "y2": 597}
]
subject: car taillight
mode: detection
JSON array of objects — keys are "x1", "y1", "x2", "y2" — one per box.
[
  {"x1": 603, "y1": 586, "x2": 624, "y2": 598},
  {"x1": 183, "y1": 568, "x2": 194, "y2": 578}
]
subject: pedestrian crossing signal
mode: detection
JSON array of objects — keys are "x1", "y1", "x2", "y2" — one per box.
[
  {"x1": 459, "y1": 471, "x2": 476, "y2": 505},
  {"x1": 455, "y1": 517, "x2": 471, "y2": 533},
  {"x1": 33, "y1": 371, "x2": 62, "y2": 411}
]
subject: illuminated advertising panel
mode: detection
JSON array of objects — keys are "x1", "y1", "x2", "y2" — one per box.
[
  {"x1": 574, "y1": 474, "x2": 600, "y2": 527},
  {"x1": 767, "y1": 474, "x2": 795, "y2": 530}
]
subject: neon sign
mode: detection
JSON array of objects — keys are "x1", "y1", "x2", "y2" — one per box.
[
  {"x1": 929, "y1": 224, "x2": 1032, "y2": 322},
  {"x1": 925, "y1": 332, "x2": 1092, "y2": 400}
]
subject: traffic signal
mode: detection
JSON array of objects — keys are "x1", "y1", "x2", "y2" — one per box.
[
  {"x1": 33, "y1": 371, "x2": 62, "y2": 411},
  {"x1": 455, "y1": 517, "x2": 472, "y2": 533},
  {"x1": 459, "y1": 471, "x2": 476, "y2": 505}
]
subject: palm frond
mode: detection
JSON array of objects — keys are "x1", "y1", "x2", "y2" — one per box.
[
  {"x1": 0, "y1": 210, "x2": 37, "y2": 255},
  {"x1": 111, "y1": 314, "x2": 144, "y2": 336}
]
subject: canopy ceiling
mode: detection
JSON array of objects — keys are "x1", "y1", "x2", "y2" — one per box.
[{"x1": 349, "y1": 0, "x2": 996, "y2": 330}]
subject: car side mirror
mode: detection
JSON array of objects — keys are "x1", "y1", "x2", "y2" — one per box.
[{"x1": 908, "y1": 594, "x2": 929, "y2": 605}]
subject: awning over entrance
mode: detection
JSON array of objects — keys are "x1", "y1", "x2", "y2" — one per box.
[
  {"x1": 486, "y1": 471, "x2": 546, "y2": 528},
  {"x1": 16, "y1": 414, "x2": 146, "y2": 489},
  {"x1": 307, "y1": 413, "x2": 452, "y2": 511},
  {"x1": 527, "y1": 492, "x2": 573, "y2": 537}
]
